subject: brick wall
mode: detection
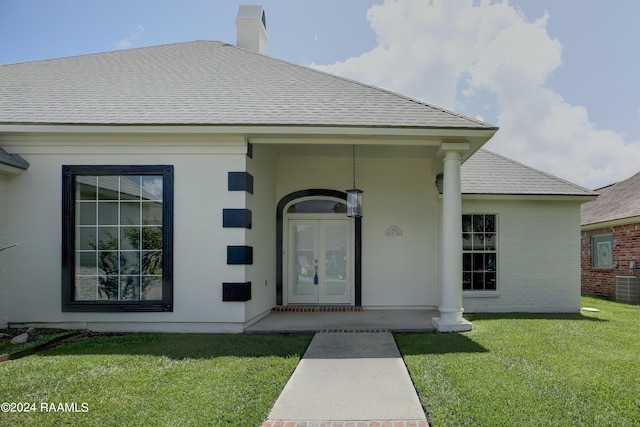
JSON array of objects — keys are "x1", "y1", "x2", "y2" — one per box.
[{"x1": 581, "y1": 223, "x2": 640, "y2": 297}]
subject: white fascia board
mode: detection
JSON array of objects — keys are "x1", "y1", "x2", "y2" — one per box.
[
  {"x1": 0, "y1": 163, "x2": 27, "y2": 175},
  {"x1": 581, "y1": 215, "x2": 640, "y2": 231},
  {"x1": 436, "y1": 193, "x2": 598, "y2": 202},
  {"x1": 0, "y1": 123, "x2": 497, "y2": 141}
]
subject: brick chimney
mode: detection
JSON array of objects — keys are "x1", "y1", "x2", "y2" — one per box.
[{"x1": 235, "y1": 5, "x2": 267, "y2": 54}]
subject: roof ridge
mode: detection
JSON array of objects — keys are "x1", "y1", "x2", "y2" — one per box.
[{"x1": 479, "y1": 148, "x2": 596, "y2": 194}]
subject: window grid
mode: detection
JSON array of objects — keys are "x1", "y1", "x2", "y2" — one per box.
[
  {"x1": 462, "y1": 214, "x2": 497, "y2": 291},
  {"x1": 74, "y1": 175, "x2": 163, "y2": 302}
]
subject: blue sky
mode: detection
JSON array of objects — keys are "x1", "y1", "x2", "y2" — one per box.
[{"x1": 1, "y1": 0, "x2": 639, "y2": 189}]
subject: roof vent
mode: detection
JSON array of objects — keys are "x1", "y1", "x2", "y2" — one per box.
[{"x1": 235, "y1": 5, "x2": 268, "y2": 54}]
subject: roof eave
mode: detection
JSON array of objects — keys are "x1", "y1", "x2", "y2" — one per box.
[
  {"x1": 0, "y1": 161, "x2": 28, "y2": 175},
  {"x1": 581, "y1": 215, "x2": 640, "y2": 230},
  {"x1": 453, "y1": 193, "x2": 597, "y2": 201},
  {"x1": 0, "y1": 123, "x2": 498, "y2": 143}
]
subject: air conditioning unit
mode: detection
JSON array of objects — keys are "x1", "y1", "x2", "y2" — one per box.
[{"x1": 615, "y1": 275, "x2": 640, "y2": 305}]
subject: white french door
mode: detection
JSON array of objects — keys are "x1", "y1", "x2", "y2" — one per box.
[{"x1": 287, "y1": 218, "x2": 352, "y2": 304}]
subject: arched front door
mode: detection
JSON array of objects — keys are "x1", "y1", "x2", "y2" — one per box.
[{"x1": 276, "y1": 190, "x2": 361, "y2": 306}]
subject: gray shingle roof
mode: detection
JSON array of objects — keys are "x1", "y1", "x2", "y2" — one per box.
[
  {"x1": 0, "y1": 147, "x2": 29, "y2": 170},
  {"x1": 581, "y1": 171, "x2": 640, "y2": 225},
  {"x1": 0, "y1": 41, "x2": 496, "y2": 129},
  {"x1": 436, "y1": 149, "x2": 595, "y2": 196}
]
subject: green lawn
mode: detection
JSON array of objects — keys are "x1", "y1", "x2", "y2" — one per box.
[
  {"x1": 0, "y1": 333, "x2": 311, "y2": 427},
  {"x1": 396, "y1": 297, "x2": 640, "y2": 427},
  {"x1": 2, "y1": 297, "x2": 639, "y2": 427}
]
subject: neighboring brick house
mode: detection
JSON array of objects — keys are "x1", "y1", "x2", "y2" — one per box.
[{"x1": 581, "y1": 171, "x2": 640, "y2": 297}]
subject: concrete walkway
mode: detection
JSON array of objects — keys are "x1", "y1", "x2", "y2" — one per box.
[{"x1": 261, "y1": 332, "x2": 429, "y2": 427}]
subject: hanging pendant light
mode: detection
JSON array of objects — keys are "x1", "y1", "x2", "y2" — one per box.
[{"x1": 346, "y1": 145, "x2": 363, "y2": 218}]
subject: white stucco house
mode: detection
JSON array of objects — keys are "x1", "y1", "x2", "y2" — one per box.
[{"x1": 0, "y1": 7, "x2": 595, "y2": 333}]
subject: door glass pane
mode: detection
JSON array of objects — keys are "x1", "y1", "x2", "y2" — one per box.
[
  {"x1": 324, "y1": 225, "x2": 347, "y2": 296},
  {"x1": 293, "y1": 225, "x2": 315, "y2": 295}
]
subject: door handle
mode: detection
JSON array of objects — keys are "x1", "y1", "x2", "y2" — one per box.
[{"x1": 313, "y1": 258, "x2": 319, "y2": 284}]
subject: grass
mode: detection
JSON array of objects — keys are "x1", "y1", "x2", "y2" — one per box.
[
  {"x1": 396, "y1": 297, "x2": 640, "y2": 427},
  {"x1": 0, "y1": 333, "x2": 312, "y2": 427},
  {"x1": 2, "y1": 297, "x2": 639, "y2": 426}
]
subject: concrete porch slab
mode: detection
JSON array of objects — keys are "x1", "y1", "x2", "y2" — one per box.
[{"x1": 245, "y1": 309, "x2": 438, "y2": 333}]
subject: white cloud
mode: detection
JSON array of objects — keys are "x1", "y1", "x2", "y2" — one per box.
[
  {"x1": 312, "y1": 0, "x2": 639, "y2": 189},
  {"x1": 117, "y1": 25, "x2": 145, "y2": 50}
]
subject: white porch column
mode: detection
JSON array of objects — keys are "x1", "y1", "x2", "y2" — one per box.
[{"x1": 433, "y1": 146, "x2": 473, "y2": 332}]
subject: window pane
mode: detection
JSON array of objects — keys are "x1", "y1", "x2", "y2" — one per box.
[
  {"x1": 485, "y1": 215, "x2": 496, "y2": 232},
  {"x1": 120, "y1": 276, "x2": 140, "y2": 300},
  {"x1": 97, "y1": 176, "x2": 119, "y2": 200},
  {"x1": 77, "y1": 177, "x2": 97, "y2": 200},
  {"x1": 120, "y1": 202, "x2": 140, "y2": 225},
  {"x1": 76, "y1": 227, "x2": 96, "y2": 250},
  {"x1": 462, "y1": 215, "x2": 472, "y2": 233},
  {"x1": 142, "y1": 176, "x2": 163, "y2": 200},
  {"x1": 121, "y1": 227, "x2": 141, "y2": 250},
  {"x1": 98, "y1": 276, "x2": 119, "y2": 300},
  {"x1": 142, "y1": 227, "x2": 162, "y2": 250},
  {"x1": 472, "y1": 253, "x2": 484, "y2": 271},
  {"x1": 473, "y1": 215, "x2": 485, "y2": 232},
  {"x1": 97, "y1": 227, "x2": 118, "y2": 250},
  {"x1": 485, "y1": 272, "x2": 497, "y2": 290},
  {"x1": 472, "y1": 272, "x2": 484, "y2": 290},
  {"x1": 463, "y1": 273, "x2": 472, "y2": 290},
  {"x1": 98, "y1": 202, "x2": 119, "y2": 225},
  {"x1": 76, "y1": 251, "x2": 97, "y2": 273},
  {"x1": 472, "y1": 234, "x2": 484, "y2": 250},
  {"x1": 463, "y1": 253, "x2": 471, "y2": 271},
  {"x1": 98, "y1": 251, "x2": 118, "y2": 275},
  {"x1": 142, "y1": 202, "x2": 162, "y2": 225},
  {"x1": 142, "y1": 276, "x2": 162, "y2": 300},
  {"x1": 142, "y1": 252, "x2": 162, "y2": 275},
  {"x1": 485, "y1": 253, "x2": 496, "y2": 271},
  {"x1": 485, "y1": 233, "x2": 496, "y2": 250},
  {"x1": 120, "y1": 252, "x2": 140, "y2": 275},
  {"x1": 77, "y1": 202, "x2": 96, "y2": 225},
  {"x1": 75, "y1": 276, "x2": 97, "y2": 301},
  {"x1": 120, "y1": 176, "x2": 142, "y2": 200},
  {"x1": 463, "y1": 233, "x2": 472, "y2": 250}
]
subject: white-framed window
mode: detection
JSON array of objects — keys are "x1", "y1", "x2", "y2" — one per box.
[
  {"x1": 592, "y1": 234, "x2": 613, "y2": 269},
  {"x1": 462, "y1": 214, "x2": 497, "y2": 291}
]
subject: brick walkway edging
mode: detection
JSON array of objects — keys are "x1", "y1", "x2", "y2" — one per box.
[{"x1": 261, "y1": 421, "x2": 429, "y2": 427}]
